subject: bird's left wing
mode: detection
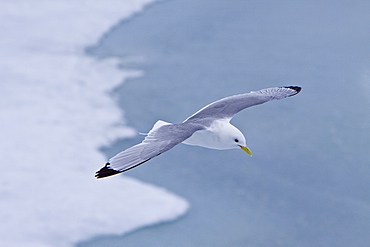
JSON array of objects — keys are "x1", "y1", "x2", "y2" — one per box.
[
  {"x1": 184, "y1": 86, "x2": 301, "y2": 125},
  {"x1": 95, "y1": 123, "x2": 204, "y2": 178}
]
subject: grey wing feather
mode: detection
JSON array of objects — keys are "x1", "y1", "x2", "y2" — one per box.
[
  {"x1": 184, "y1": 86, "x2": 301, "y2": 124},
  {"x1": 95, "y1": 123, "x2": 204, "y2": 178}
]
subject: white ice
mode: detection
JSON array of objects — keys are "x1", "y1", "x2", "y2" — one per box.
[{"x1": 0, "y1": 1, "x2": 189, "y2": 247}]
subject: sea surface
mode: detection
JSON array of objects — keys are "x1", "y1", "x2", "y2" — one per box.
[{"x1": 79, "y1": 0, "x2": 370, "y2": 247}]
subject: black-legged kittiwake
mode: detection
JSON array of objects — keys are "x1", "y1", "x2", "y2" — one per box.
[{"x1": 95, "y1": 86, "x2": 301, "y2": 178}]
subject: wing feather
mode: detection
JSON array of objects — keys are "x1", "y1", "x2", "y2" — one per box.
[
  {"x1": 184, "y1": 86, "x2": 301, "y2": 125},
  {"x1": 95, "y1": 123, "x2": 204, "y2": 178}
]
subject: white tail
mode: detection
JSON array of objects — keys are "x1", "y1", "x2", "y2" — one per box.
[{"x1": 140, "y1": 120, "x2": 172, "y2": 135}]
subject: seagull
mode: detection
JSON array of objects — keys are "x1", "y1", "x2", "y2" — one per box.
[{"x1": 95, "y1": 86, "x2": 301, "y2": 178}]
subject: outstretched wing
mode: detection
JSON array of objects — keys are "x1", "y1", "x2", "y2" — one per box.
[
  {"x1": 184, "y1": 86, "x2": 301, "y2": 125},
  {"x1": 95, "y1": 123, "x2": 204, "y2": 178}
]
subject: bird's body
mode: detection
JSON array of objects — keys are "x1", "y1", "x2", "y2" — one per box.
[
  {"x1": 95, "y1": 86, "x2": 301, "y2": 178},
  {"x1": 182, "y1": 119, "x2": 246, "y2": 150}
]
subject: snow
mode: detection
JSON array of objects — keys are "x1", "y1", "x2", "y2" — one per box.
[{"x1": 0, "y1": 1, "x2": 189, "y2": 247}]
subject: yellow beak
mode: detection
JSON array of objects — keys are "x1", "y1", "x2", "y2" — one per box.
[{"x1": 240, "y1": 146, "x2": 253, "y2": 156}]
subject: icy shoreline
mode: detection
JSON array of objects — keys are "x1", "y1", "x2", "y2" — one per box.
[{"x1": 0, "y1": 1, "x2": 189, "y2": 247}]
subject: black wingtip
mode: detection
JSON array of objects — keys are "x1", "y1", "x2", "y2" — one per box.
[
  {"x1": 95, "y1": 162, "x2": 121, "y2": 179},
  {"x1": 284, "y1": 86, "x2": 302, "y2": 96}
]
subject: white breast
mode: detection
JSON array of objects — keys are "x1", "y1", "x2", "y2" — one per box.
[
  {"x1": 182, "y1": 129, "x2": 222, "y2": 149},
  {"x1": 182, "y1": 119, "x2": 242, "y2": 150}
]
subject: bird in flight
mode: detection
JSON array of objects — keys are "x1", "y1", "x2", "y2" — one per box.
[{"x1": 95, "y1": 86, "x2": 301, "y2": 178}]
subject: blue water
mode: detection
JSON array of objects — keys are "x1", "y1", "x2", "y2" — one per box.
[{"x1": 79, "y1": 0, "x2": 370, "y2": 246}]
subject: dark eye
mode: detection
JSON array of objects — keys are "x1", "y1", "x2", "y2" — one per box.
[{"x1": 234, "y1": 138, "x2": 239, "y2": 143}]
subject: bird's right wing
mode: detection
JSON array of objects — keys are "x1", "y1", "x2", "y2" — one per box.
[{"x1": 95, "y1": 123, "x2": 204, "y2": 178}]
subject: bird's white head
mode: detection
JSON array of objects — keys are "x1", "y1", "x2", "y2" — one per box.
[{"x1": 217, "y1": 121, "x2": 253, "y2": 156}]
